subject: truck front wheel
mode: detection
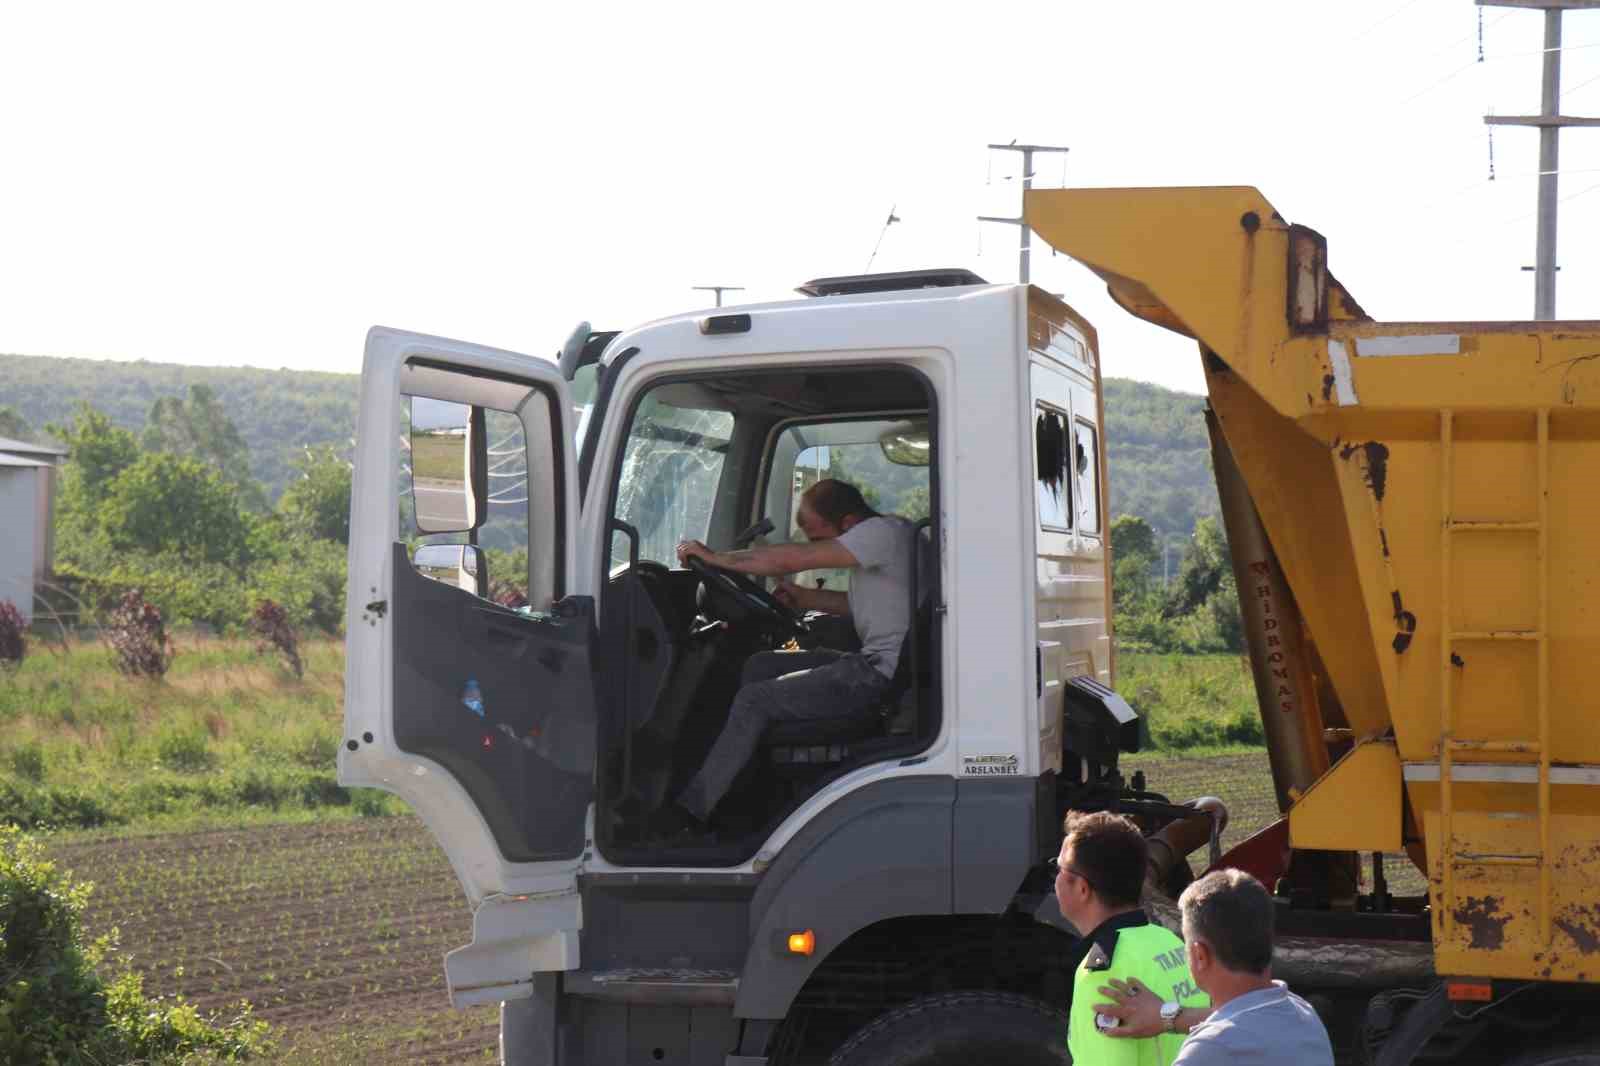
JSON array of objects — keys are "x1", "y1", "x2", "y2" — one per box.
[{"x1": 828, "y1": 990, "x2": 1071, "y2": 1066}]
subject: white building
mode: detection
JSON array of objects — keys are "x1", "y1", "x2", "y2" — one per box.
[{"x1": 0, "y1": 434, "x2": 68, "y2": 624}]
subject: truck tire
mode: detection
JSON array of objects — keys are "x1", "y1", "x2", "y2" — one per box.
[{"x1": 828, "y1": 990, "x2": 1072, "y2": 1066}]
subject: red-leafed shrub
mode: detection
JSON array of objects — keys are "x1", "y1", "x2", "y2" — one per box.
[
  {"x1": 490, "y1": 580, "x2": 528, "y2": 610},
  {"x1": 0, "y1": 600, "x2": 24, "y2": 668},
  {"x1": 105, "y1": 589, "x2": 173, "y2": 678},
  {"x1": 249, "y1": 599, "x2": 303, "y2": 679}
]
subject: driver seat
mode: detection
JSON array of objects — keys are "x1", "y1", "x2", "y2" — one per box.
[
  {"x1": 763, "y1": 519, "x2": 935, "y2": 774},
  {"x1": 764, "y1": 597, "x2": 932, "y2": 771}
]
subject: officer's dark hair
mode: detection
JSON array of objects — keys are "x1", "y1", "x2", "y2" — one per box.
[
  {"x1": 802, "y1": 479, "x2": 878, "y2": 526},
  {"x1": 1061, "y1": 810, "x2": 1146, "y2": 909},
  {"x1": 1179, "y1": 869, "x2": 1274, "y2": 974}
]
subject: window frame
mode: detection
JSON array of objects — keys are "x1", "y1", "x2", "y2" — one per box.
[
  {"x1": 1072, "y1": 416, "x2": 1102, "y2": 538},
  {"x1": 399, "y1": 359, "x2": 566, "y2": 608},
  {"x1": 758, "y1": 409, "x2": 931, "y2": 537},
  {"x1": 1034, "y1": 399, "x2": 1075, "y2": 535},
  {"x1": 603, "y1": 386, "x2": 740, "y2": 570}
]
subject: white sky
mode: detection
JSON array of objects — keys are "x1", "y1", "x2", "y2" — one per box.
[{"x1": 2, "y1": 0, "x2": 1598, "y2": 395}]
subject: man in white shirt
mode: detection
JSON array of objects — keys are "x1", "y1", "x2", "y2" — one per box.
[
  {"x1": 650, "y1": 479, "x2": 915, "y2": 837},
  {"x1": 1090, "y1": 869, "x2": 1334, "y2": 1066}
]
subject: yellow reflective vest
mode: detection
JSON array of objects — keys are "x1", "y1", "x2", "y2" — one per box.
[{"x1": 1067, "y1": 911, "x2": 1210, "y2": 1066}]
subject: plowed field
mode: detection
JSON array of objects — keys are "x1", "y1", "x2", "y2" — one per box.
[
  {"x1": 44, "y1": 751, "x2": 1421, "y2": 1063},
  {"x1": 50, "y1": 817, "x2": 499, "y2": 1064}
]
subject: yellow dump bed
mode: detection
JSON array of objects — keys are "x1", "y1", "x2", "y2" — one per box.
[{"x1": 1028, "y1": 186, "x2": 1600, "y2": 983}]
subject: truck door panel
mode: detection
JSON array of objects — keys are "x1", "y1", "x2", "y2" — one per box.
[
  {"x1": 343, "y1": 326, "x2": 591, "y2": 914},
  {"x1": 391, "y1": 543, "x2": 595, "y2": 863}
]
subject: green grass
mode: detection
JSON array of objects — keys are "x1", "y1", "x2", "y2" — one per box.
[
  {"x1": 410, "y1": 433, "x2": 462, "y2": 481},
  {"x1": 1116, "y1": 652, "x2": 1263, "y2": 752},
  {"x1": 0, "y1": 638, "x2": 1269, "y2": 833},
  {"x1": 0, "y1": 636, "x2": 403, "y2": 831}
]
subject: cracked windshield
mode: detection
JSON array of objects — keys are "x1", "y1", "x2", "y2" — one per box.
[{"x1": 612, "y1": 394, "x2": 734, "y2": 567}]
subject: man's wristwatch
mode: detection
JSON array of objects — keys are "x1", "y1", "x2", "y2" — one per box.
[{"x1": 1160, "y1": 1001, "x2": 1182, "y2": 1034}]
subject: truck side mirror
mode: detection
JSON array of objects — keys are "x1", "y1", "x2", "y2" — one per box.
[
  {"x1": 879, "y1": 419, "x2": 930, "y2": 466},
  {"x1": 409, "y1": 397, "x2": 488, "y2": 533},
  {"x1": 412, "y1": 542, "x2": 488, "y2": 598}
]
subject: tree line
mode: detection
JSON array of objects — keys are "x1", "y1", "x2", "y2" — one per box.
[
  {"x1": 1110, "y1": 512, "x2": 1241, "y2": 655},
  {"x1": 34, "y1": 386, "x2": 350, "y2": 635},
  {"x1": 3, "y1": 354, "x2": 1238, "y2": 649},
  {"x1": 3, "y1": 356, "x2": 1224, "y2": 543}
]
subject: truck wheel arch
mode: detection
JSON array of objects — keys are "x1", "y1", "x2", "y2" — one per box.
[
  {"x1": 736, "y1": 776, "x2": 957, "y2": 1019},
  {"x1": 735, "y1": 776, "x2": 1047, "y2": 1020}
]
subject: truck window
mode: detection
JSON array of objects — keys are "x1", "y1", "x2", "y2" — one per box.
[
  {"x1": 401, "y1": 392, "x2": 552, "y2": 610},
  {"x1": 764, "y1": 418, "x2": 930, "y2": 591},
  {"x1": 1035, "y1": 404, "x2": 1072, "y2": 532},
  {"x1": 1074, "y1": 419, "x2": 1101, "y2": 536},
  {"x1": 611, "y1": 393, "x2": 734, "y2": 567}
]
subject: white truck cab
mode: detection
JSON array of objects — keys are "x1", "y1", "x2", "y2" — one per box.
[{"x1": 342, "y1": 270, "x2": 1165, "y2": 1065}]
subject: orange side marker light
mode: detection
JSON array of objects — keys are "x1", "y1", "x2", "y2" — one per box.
[{"x1": 1447, "y1": 979, "x2": 1492, "y2": 1003}]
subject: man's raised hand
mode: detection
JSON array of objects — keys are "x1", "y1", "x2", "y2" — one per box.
[{"x1": 1093, "y1": 976, "x2": 1164, "y2": 1039}]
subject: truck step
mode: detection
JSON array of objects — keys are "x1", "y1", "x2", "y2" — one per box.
[{"x1": 564, "y1": 967, "x2": 739, "y2": 1006}]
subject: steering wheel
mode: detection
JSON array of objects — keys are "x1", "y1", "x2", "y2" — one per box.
[{"x1": 684, "y1": 556, "x2": 807, "y2": 637}]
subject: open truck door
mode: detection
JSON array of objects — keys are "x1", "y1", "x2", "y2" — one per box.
[{"x1": 340, "y1": 327, "x2": 595, "y2": 1007}]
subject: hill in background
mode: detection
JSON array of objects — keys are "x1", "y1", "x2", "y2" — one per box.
[
  {"x1": 0, "y1": 353, "x2": 356, "y2": 499},
  {"x1": 0, "y1": 353, "x2": 1221, "y2": 535},
  {"x1": 1102, "y1": 378, "x2": 1221, "y2": 550}
]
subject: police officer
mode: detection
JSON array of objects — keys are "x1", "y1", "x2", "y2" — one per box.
[{"x1": 1054, "y1": 811, "x2": 1210, "y2": 1065}]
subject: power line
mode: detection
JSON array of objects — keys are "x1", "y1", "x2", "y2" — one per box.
[
  {"x1": 1400, "y1": 40, "x2": 1600, "y2": 106},
  {"x1": 1562, "y1": 66, "x2": 1600, "y2": 96},
  {"x1": 1430, "y1": 8, "x2": 1512, "y2": 57},
  {"x1": 1344, "y1": 0, "x2": 1429, "y2": 46}
]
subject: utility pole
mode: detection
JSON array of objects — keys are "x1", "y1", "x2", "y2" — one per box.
[
  {"x1": 977, "y1": 142, "x2": 1069, "y2": 284},
  {"x1": 1480, "y1": 0, "x2": 1600, "y2": 319},
  {"x1": 692, "y1": 285, "x2": 744, "y2": 307}
]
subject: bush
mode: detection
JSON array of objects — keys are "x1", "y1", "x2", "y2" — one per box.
[
  {"x1": 156, "y1": 728, "x2": 213, "y2": 773},
  {"x1": 490, "y1": 580, "x2": 528, "y2": 609},
  {"x1": 0, "y1": 600, "x2": 24, "y2": 668},
  {"x1": 0, "y1": 824, "x2": 268, "y2": 1063},
  {"x1": 0, "y1": 780, "x2": 112, "y2": 830},
  {"x1": 351, "y1": 788, "x2": 396, "y2": 818},
  {"x1": 9, "y1": 743, "x2": 45, "y2": 784},
  {"x1": 105, "y1": 589, "x2": 175, "y2": 678},
  {"x1": 249, "y1": 599, "x2": 303, "y2": 678}
]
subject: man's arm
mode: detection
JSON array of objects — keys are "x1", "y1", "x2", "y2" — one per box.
[
  {"x1": 776, "y1": 581, "x2": 851, "y2": 616},
  {"x1": 677, "y1": 538, "x2": 857, "y2": 578},
  {"x1": 1093, "y1": 977, "x2": 1212, "y2": 1039}
]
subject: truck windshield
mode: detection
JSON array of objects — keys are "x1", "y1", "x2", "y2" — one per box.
[{"x1": 611, "y1": 394, "x2": 734, "y2": 567}]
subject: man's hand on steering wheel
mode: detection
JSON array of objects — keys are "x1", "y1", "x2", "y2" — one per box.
[
  {"x1": 675, "y1": 540, "x2": 806, "y2": 636},
  {"x1": 676, "y1": 539, "x2": 717, "y2": 568}
]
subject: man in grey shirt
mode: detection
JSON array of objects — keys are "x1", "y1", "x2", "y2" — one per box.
[
  {"x1": 1090, "y1": 869, "x2": 1334, "y2": 1066},
  {"x1": 652, "y1": 479, "x2": 915, "y2": 837}
]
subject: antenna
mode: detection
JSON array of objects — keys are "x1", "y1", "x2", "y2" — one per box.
[{"x1": 691, "y1": 285, "x2": 744, "y2": 308}]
